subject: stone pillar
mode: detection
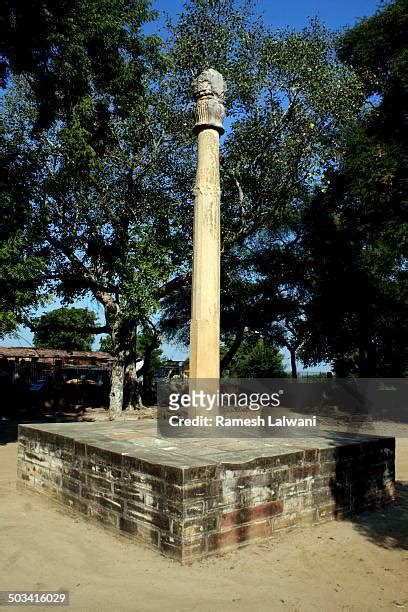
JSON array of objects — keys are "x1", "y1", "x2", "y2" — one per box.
[{"x1": 189, "y1": 69, "x2": 226, "y2": 382}]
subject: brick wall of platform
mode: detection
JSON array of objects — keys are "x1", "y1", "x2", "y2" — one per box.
[{"x1": 18, "y1": 426, "x2": 395, "y2": 562}]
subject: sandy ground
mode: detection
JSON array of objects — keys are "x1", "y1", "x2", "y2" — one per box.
[{"x1": 0, "y1": 436, "x2": 407, "y2": 612}]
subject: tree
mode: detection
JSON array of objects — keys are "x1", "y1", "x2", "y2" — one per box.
[
  {"x1": 299, "y1": 0, "x2": 408, "y2": 376},
  {"x1": 160, "y1": 1, "x2": 365, "y2": 373},
  {"x1": 0, "y1": 0, "x2": 157, "y2": 130},
  {"x1": 0, "y1": 235, "x2": 45, "y2": 338},
  {"x1": 33, "y1": 307, "x2": 98, "y2": 351},
  {"x1": 1, "y1": 0, "x2": 163, "y2": 344},
  {"x1": 1, "y1": 0, "x2": 189, "y2": 413},
  {"x1": 226, "y1": 334, "x2": 286, "y2": 378},
  {"x1": 0, "y1": 81, "x2": 47, "y2": 337}
]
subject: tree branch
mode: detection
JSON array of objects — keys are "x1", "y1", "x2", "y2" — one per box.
[
  {"x1": 157, "y1": 273, "x2": 191, "y2": 300},
  {"x1": 221, "y1": 328, "x2": 245, "y2": 373}
]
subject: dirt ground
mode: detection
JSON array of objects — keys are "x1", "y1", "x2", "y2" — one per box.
[{"x1": 0, "y1": 435, "x2": 407, "y2": 612}]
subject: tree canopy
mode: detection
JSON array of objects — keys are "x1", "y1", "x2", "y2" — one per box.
[
  {"x1": 298, "y1": 0, "x2": 408, "y2": 376},
  {"x1": 160, "y1": 0, "x2": 366, "y2": 378},
  {"x1": 1, "y1": 0, "x2": 182, "y2": 410},
  {"x1": 0, "y1": 0, "x2": 160, "y2": 129},
  {"x1": 33, "y1": 307, "x2": 98, "y2": 351},
  {"x1": 225, "y1": 335, "x2": 286, "y2": 378}
]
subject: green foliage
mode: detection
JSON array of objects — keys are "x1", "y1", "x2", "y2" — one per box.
[
  {"x1": 0, "y1": 104, "x2": 47, "y2": 337},
  {"x1": 0, "y1": 0, "x2": 160, "y2": 129},
  {"x1": 337, "y1": 0, "x2": 408, "y2": 100},
  {"x1": 0, "y1": 235, "x2": 45, "y2": 337},
  {"x1": 33, "y1": 307, "x2": 98, "y2": 351},
  {"x1": 0, "y1": 0, "x2": 183, "y2": 349},
  {"x1": 0, "y1": 0, "x2": 187, "y2": 410},
  {"x1": 299, "y1": 0, "x2": 408, "y2": 376},
  {"x1": 160, "y1": 1, "x2": 365, "y2": 371},
  {"x1": 226, "y1": 336, "x2": 286, "y2": 378},
  {"x1": 98, "y1": 335, "x2": 113, "y2": 353}
]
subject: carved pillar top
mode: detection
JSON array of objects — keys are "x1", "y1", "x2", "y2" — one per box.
[{"x1": 191, "y1": 68, "x2": 226, "y2": 135}]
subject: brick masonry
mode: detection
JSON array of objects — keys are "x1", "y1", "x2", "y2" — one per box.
[{"x1": 17, "y1": 423, "x2": 396, "y2": 562}]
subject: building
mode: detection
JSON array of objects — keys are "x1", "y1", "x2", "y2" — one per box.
[{"x1": 0, "y1": 347, "x2": 113, "y2": 367}]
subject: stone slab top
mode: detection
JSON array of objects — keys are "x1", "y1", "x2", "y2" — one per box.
[{"x1": 19, "y1": 421, "x2": 393, "y2": 471}]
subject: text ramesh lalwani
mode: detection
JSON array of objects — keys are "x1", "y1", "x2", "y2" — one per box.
[{"x1": 167, "y1": 415, "x2": 317, "y2": 428}]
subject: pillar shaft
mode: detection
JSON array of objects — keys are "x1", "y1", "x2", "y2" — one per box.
[
  {"x1": 189, "y1": 128, "x2": 221, "y2": 380},
  {"x1": 189, "y1": 69, "x2": 226, "y2": 382}
]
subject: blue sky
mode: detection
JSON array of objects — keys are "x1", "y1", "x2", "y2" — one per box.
[
  {"x1": 150, "y1": 0, "x2": 381, "y2": 31},
  {"x1": 2, "y1": 0, "x2": 382, "y2": 371}
]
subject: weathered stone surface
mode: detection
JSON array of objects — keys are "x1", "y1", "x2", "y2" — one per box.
[
  {"x1": 190, "y1": 68, "x2": 226, "y2": 134},
  {"x1": 191, "y1": 68, "x2": 226, "y2": 100},
  {"x1": 18, "y1": 422, "x2": 396, "y2": 563},
  {"x1": 189, "y1": 69, "x2": 225, "y2": 382},
  {"x1": 221, "y1": 500, "x2": 283, "y2": 527}
]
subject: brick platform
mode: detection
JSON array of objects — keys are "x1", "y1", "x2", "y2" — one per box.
[{"x1": 17, "y1": 422, "x2": 395, "y2": 562}]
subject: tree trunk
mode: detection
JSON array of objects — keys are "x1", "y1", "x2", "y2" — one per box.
[
  {"x1": 220, "y1": 328, "x2": 244, "y2": 374},
  {"x1": 92, "y1": 291, "x2": 123, "y2": 415},
  {"x1": 108, "y1": 317, "x2": 138, "y2": 415},
  {"x1": 93, "y1": 290, "x2": 140, "y2": 414},
  {"x1": 358, "y1": 307, "x2": 371, "y2": 377},
  {"x1": 139, "y1": 331, "x2": 160, "y2": 405},
  {"x1": 109, "y1": 354, "x2": 125, "y2": 415},
  {"x1": 367, "y1": 341, "x2": 377, "y2": 378},
  {"x1": 289, "y1": 347, "x2": 298, "y2": 379},
  {"x1": 124, "y1": 359, "x2": 142, "y2": 410},
  {"x1": 124, "y1": 323, "x2": 143, "y2": 410}
]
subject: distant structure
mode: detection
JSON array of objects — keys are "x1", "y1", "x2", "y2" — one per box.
[
  {"x1": 0, "y1": 347, "x2": 114, "y2": 388},
  {"x1": 0, "y1": 347, "x2": 113, "y2": 367}
]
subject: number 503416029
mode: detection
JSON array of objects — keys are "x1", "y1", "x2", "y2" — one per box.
[{"x1": 0, "y1": 591, "x2": 69, "y2": 606}]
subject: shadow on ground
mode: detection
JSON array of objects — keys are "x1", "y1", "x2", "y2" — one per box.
[
  {"x1": 0, "y1": 407, "x2": 89, "y2": 446},
  {"x1": 0, "y1": 417, "x2": 57, "y2": 446},
  {"x1": 350, "y1": 481, "x2": 408, "y2": 550},
  {"x1": 0, "y1": 420, "x2": 19, "y2": 445}
]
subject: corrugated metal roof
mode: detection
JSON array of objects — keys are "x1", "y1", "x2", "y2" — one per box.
[{"x1": 0, "y1": 347, "x2": 113, "y2": 360}]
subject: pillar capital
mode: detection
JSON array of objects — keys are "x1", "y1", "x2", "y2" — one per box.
[{"x1": 191, "y1": 68, "x2": 226, "y2": 135}]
